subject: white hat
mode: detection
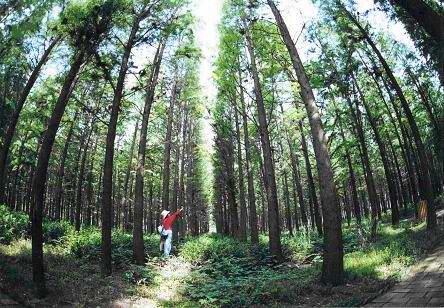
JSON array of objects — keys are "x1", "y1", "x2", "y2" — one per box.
[{"x1": 161, "y1": 210, "x2": 170, "y2": 219}]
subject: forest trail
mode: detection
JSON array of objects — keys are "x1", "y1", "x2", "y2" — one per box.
[
  {"x1": 111, "y1": 256, "x2": 192, "y2": 308},
  {"x1": 368, "y1": 209, "x2": 444, "y2": 307}
]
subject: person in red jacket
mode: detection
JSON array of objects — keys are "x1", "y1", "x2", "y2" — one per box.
[{"x1": 159, "y1": 207, "x2": 183, "y2": 257}]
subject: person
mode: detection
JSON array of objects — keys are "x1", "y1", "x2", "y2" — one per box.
[{"x1": 159, "y1": 207, "x2": 183, "y2": 257}]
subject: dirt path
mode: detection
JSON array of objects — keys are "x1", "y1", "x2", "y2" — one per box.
[{"x1": 111, "y1": 257, "x2": 192, "y2": 307}]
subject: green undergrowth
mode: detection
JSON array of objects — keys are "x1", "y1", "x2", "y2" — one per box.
[
  {"x1": 175, "y1": 214, "x2": 432, "y2": 307},
  {"x1": 0, "y1": 204, "x2": 437, "y2": 307},
  {"x1": 179, "y1": 234, "x2": 318, "y2": 307},
  {"x1": 344, "y1": 219, "x2": 427, "y2": 280},
  {"x1": 0, "y1": 204, "x2": 161, "y2": 265},
  {"x1": 0, "y1": 204, "x2": 74, "y2": 244}
]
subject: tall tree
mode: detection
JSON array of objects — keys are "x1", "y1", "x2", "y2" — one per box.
[
  {"x1": 0, "y1": 36, "x2": 60, "y2": 203},
  {"x1": 133, "y1": 39, "x2": 166, "y2": 264},
  {"x1": 243, "y1": 14, "x2": 282, "y2": 260},
  {"x1": 31, "y1": 0, "x2": 118, "y2": 295},
  {"x1": 340, "y1": 3, "x2": 437, "y2": 230},
  {"x1": 268, "y1": 0, "x2": 343, "y2": 284}
]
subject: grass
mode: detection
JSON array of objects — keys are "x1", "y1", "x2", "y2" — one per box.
[{"x1": 0, "y1": 203, "x2": 442, "y2": 307}]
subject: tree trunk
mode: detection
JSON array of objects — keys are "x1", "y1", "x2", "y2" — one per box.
[
  {"x1": 344, "y1": 4, "x2": 436, "y2": 230},
  {"x1": 123, "y1": 120, "x2": 138, "y2": 231},
  {"x1": 283, "y1": 171, "x2": 293, "y2": 235},
  {"x1": 32, "y1": 49, "x2": 85, "y2": 297},
  {"x1": 352, "y1": 73, "x2": 399, "y2": 225},
  {"x1": 299, "y1": 120, "x2": 323, "y2": 235},
  {"x1": 288, "y1": 137, "x2": 308, "y2": 228},
  {"x1": 0, "y1": 37, "x2": 60, "y2": 203},
  {"x1": 379, "y1": 75, "x2": 420, "y2": 207},
  {"x1": 75, "y1": 124, "x2": 93, "y2": 231},
  {"x1": 102, "y1": 22, "x2": 138, "y2": 275},
  {"x1": 178, "y1": 109, "x2": 189, "y2": 239},
  {"x1": 345, "y1": 92, "x2": 379, "y2": 236},
  {"x1": 171, "y1": 107, "x2": 183, "y2": 241},
  {"x1": 336, "y1": 109, "x2": 362, "y2": 225},
  {"x1": 234, "y1": 101, "x2": 247, "y2": 241},
  {"x1": 133, "y1": 39, "x2": 165, "y2": 264},
  {"x1": 161, "y1": 81, "x2": 177, "y2": 211},
  {"x1": 53, "y1": 112, "x2": 77, "y2": 221},
  {"x1": 268, "y1": 0, "x2": 343, "y2": 282},
  {"x1": 243, "y1": 16, "x2": 282, "y2": 260},
  {"x1": 239, "y1": 73, "x2": 259, "y2": 244}
]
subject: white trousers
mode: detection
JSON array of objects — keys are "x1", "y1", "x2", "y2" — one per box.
[{"x1": 162, "y1": 229, "x2": 173, "y2": 257}]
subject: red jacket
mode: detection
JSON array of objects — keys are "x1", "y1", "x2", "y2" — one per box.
[{"x1": 162, "y1": 210, "x2": 181, "y2": 230}]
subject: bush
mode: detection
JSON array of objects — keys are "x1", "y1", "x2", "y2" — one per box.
[
  {"x1": 181, "y1": 234, "x2": 317, "y2": 307},
  {"x1": 179, "y1": 234, "x2": 250, "y2": 263},
  {"x1": 0, "y1": 204, "x2": 77, "y2": 245},
  {"x1": 43, "y1": 220, "x2": 74, "y2": 244},
  {"x1": 0, "y1": 204, "x2": 29, "y2": 244},
  {"x1": 345, "y1": 223, "x2": 423, "y2": 280},
  {"x1": 281, "y1": 230, "x2": 322, "y2": 261},
  {"x1": 179, "y1": 234, "x2": 316, "y2": 306},
  {"x1": 67, "y1": 227, "x2": 161, "y2": 264}
]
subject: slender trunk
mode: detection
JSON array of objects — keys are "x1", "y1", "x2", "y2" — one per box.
[
  {"x1": 234, "y1": 102, "x2": 247, "y2": 241},
  {"x1": 161, "y1": 81, "x2": 177, "y2": 211},
  {"x1": 346, "y1": 92, "x2": 379, "y2": 235},
  {"x1": 133, "y1": 40, "x2": 165, "y2": 264},
  {"x1": 344, "y1": 5, "x2": 436, "y2": 230},
  {"x1": 32, "y1": 49, "x2": 85, "y2": 297},
  {"x1": 244, "y1": 16, "x2": 282, "y2": 260},
  {"x1": 369, "y1": 68, "x2": 416, "y2": 206},
  {"x1": 0, "y1": 37, "x2": 60, "y2": 203},
  {"x1": 336, "y1": 110, "x2": 362, "y2": 224},
  {"x1": 102, "y1": 22, "x2": 138, "y2": 275},
  {"x1": 171, "y1": 103, "x2": 183, "y2": 241},
  {"x1": 85, "y1": 136, "x2": 98, "y2": 227},
  {"x1": 53, "y1": 113, "x2": 77, "y2": 220},
  {"x1": 75, "y1": 124, "x2": 93, "y2": 231},
  {"x1": 288, "y1": 138, "x2": 308, "y2": 228},
  {"x1": 268, "y1": 0, "x2": 342, "y2": 281},
  {"x1": 352, "y1": 73, "x2": 399, "y2": 225},
  {"x1": 299, "y1": 120, "x2": 323, "y2": 235},
  {"x1": 239, "y1": 74, "x2": 259, "y2": 243},
  {"x1": 178, "y1": 109, "x2": 189, "y2": 239},
  {"x1": 380, "y1": 75, "x2": 420, "y2": 207},
  {"x1": 283, "y1": 171, "x2": 293, "y2": 235},
  {"x1": 123, "y1": 120, "x2": 138, "y2": 231}
]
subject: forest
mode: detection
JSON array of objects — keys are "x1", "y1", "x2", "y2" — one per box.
[{"x1": 0, "y1": 0, "x2": 443, "y2": 306}]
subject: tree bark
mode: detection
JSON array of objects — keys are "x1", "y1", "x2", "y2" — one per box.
[
  {"x1": 239, "y1": 73, "x2": 259, "y2": 244},
  {"x1": 345, "y1": 91, "x2": 379, "y2": 236},
  {"x1": 0, "y1": 36, "x2": 60, "y2": 204},
  {"x1": 32, "y1": 49, "x2": 85, "y2": 297},
  {"x1": 133, "y1": 39, "x2": 166, "y2": 264},
  {"x1": 243, "y1": 16, "x2": 282, "y2": 260},
  {"x1": 299, "y1": 120, "x2": 323, "y2": 235},
  {"x1": 268, "y1": 0, "x2": 343, "y2": 282},
  {"x1": 102, "y1": 21, "x2": 139, "y2": 275},
  {"x1": 352, "y1": 73, "x2": 399, "y2": 225},
  {"x1": 283, "y1": 171, "x2": 293, "y2": 235},
  {"x1": 288, "y1": 137, "x2": 308, "y2": 228},
  {"x1": 75, "y1": 123, "x2": 93, "y2": 231},
  {"x1": 123, "y1": 120, "x2": 138, "y2": 231},
  {"x1": 161, "y1": 81, "x2": 177, "y2": 211},
  {"x1": 54, "y1": 112, "x2": 78, "y2": 221},
  {"x1": 234, "y1": 101, "x2": 247, "y2": 241},
  {"x1": 344, "y1": 4, "x2": 436, "y2": 230}
]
